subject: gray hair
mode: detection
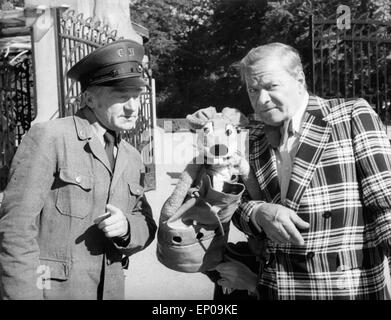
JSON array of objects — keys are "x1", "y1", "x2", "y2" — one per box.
[
  {"x1": 80, "y1": 85, "x2": 105, "y2": 108},
  {"x1": 239, "y1": 42, "x2": 306, "y2": 87}
]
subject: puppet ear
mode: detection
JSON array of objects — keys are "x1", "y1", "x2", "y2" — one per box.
[
  {"x1": 186, "y1": 106, "x2": 217, "y2": 131},
  {"x1": 222, "y1": 107, "x2": 249, "y2": 127}
]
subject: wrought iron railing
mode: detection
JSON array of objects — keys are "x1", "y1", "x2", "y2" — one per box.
[
  {"x1": 310, "y1": 13, "x2": 391, "y2": 126},
  {"x1": 0, "y1": 55, "x2": 34, "y2": 190}
]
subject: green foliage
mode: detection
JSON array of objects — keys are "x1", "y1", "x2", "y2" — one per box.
[{"x1": 131, "y1": 0, "x2": 390, "y2": 118}]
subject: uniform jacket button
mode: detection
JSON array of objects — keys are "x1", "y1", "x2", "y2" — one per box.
[{"x1": 75, "y1": 176, "x2": 81, "y2": 184}]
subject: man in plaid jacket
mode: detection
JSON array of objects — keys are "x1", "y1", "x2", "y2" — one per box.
[{"x1": 228, "y1": 42, "x2": 391, "y2": 299}]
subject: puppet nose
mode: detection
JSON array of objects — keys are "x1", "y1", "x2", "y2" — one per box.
[{"x1": 210, "y1": 144, "x2": 228, "y2": 157}]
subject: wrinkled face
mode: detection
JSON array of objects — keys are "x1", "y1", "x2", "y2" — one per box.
[
  {"x1": 86, "y1": 86, "x2": 143, "y2": 132},
  {"x1": 197, "y1": 117, "x2": 239, "y2": 165},
  {"x1": 245, "y1": 57, "x2": 306, "y2": 126}
]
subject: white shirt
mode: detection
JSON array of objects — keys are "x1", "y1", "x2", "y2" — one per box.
[{"x1": 275, "y1": 92, "x2": 309, "y2": 203}]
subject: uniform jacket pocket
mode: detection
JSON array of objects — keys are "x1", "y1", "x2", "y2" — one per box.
[
  {"x1": 55, "y1": 168, "x2": 93, "y2": 219},
  {"x1": 38, "y1": 258, "x2": 70, "y2": 281}
]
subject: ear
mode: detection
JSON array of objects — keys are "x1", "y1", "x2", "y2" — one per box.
[
  {"x1": 186, "y1": 106, "x2": 217, "y2": 131},
  {"x1": 222, "y1": 107, "x2": 249, "y2": 127},
  {"x1": 295, "y1": 69, "x2": 306, "y2": 91},
  {"x1": 82, "y1": 90, "x2": 97, "y2": 109}
]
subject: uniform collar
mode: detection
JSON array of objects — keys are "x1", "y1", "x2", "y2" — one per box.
[
  {"x1": 74, "y1": 107, "x2": 120, "y2": 143},
  {"x1": 74, "y1": 107, "x2": 94, "y2": 140}
]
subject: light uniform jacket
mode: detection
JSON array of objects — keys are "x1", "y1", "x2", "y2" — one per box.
[
  {"x1": 0, "y1": 107, "x2": 156, "y2": 300},
  {"x1": 233, "y1": 96, "x2": 391, "y2": 300}
]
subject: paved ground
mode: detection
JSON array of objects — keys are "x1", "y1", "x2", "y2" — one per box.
[{"x1": 124, "y1": 128, "x2": 246, "y2": 300}]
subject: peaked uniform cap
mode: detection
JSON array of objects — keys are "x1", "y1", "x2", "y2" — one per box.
[{"x1": 67, "y1": 39, "x2": 147, "y2": 90}]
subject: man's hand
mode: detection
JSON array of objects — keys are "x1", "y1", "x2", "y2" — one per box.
[
  {"x1": 214, "y1": 258, "x2": 258, "y2": 294},
  {"x1": 95, "y1": 204, "x2": 129, "y2": 238},
  {"x1": 251, "y1": 203, "x2": 310, "y2": 245}
]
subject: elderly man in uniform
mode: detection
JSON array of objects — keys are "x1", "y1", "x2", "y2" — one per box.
[
  {"x1": 217, "y1": 42, "x2": 391, "y2": 299},
  {"x1": 0, "y1": 40, "x2": 157, "y2": 300}
]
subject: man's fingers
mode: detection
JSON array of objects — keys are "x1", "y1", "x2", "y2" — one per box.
[
  {"x1": 106, "y1": 203, "x2": 121, "y2": 215},
  {"x1": 281, "y1": 220, "x2": 305, "y2": 245},
  {"x1": 102, "y1": 224, "x2": 122, "y2": 233},
  {"x1": 214, "y1": 263, "x2": 228, "y2": 273},
  {"x1": 98, "y1": 214, "x2": 126, "y2": 228},
  {"x1": 290, "y1": 213, "x2": 310, "y2": 230},
  {"x1": 265, "y1": 219, "x2": 291, "y2": 244},
  {"x1": 106, "y1": 203, "x2": 116, "y2": 211},
  {"x1": 214, "y1": 263, "x2": 239, "y2": 276},
  {"x1": 276, "y1": 224, "x2": 291, "y2": 241},
  {"x1": 268, "y1": 230, "x2": 287, "y2": 244},
  {"x1": 98, "y1": 216, "x2": 116, "y2": 229},
  {"x1": 105, "y1": 229, "x2": 123, "y2": 238},
  {"x1": 93, "y1": 212, "x2": 111, "y2": 225}
]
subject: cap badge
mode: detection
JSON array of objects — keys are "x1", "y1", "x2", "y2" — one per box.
[
  {"x1": 117, "y1": 47, "x2": 135, "y2": 57},
  {"x1": 117, "y1": 48, "x2": 125, "y2": 57}
]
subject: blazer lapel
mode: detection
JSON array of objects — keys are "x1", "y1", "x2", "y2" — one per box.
[
  {"x1": 285, "y1": 96, "x2": 332, "y2": 212},
  {"x1": 250, "y1": 129, "x2": 281, "y2": 203}
]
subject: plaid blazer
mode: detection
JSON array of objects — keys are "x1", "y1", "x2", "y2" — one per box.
[{"x1": 233, "y1": 95, "x2": 391, "y2": 300}]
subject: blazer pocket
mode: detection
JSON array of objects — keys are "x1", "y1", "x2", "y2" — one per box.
[
  {"x1": 337, "y1": 247, "x2": 384, "y2": 271},
  {"x1": 56, "y1": 168, "x2": 93, "y2": 219}
]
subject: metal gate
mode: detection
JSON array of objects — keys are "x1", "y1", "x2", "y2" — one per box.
[
  {"x1": 0, "y1": 54, "x2": 34, "y2": 191},
  {"x1": 310, "y1": 13, "x2": 391, "y2": 127},
  {"x1": 54, "y1": 8, "x2": 156, "y2": 190}
]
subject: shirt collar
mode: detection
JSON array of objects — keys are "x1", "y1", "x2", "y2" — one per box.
[
  {"x1": 290, "y1": 91, "x2": 309, "y2": 135},
  {"x1": 278, "y1": 91, "x2": 309, "y2": 145}
]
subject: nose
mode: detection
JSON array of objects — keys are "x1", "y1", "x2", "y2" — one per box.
[
  {"x1": 124, "y1": 97, "x2": 139, "y2": 112},
  {"x1": 210, "y1": 144, "x2": 229, "y2": 157},
  {"x1": 258, "y1": 88, "x2": 271, "y2": 105}
]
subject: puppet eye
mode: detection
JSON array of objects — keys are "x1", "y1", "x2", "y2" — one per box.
[
  {"x1": 203, "y1": 127, "x2": 210, "y2": 134},
  {"x1": 236, "y1": 127, "x2": 242, "y2": 133},
  {"x1": 226, "y1": 128, "x2": 233, "y2": 136}
]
